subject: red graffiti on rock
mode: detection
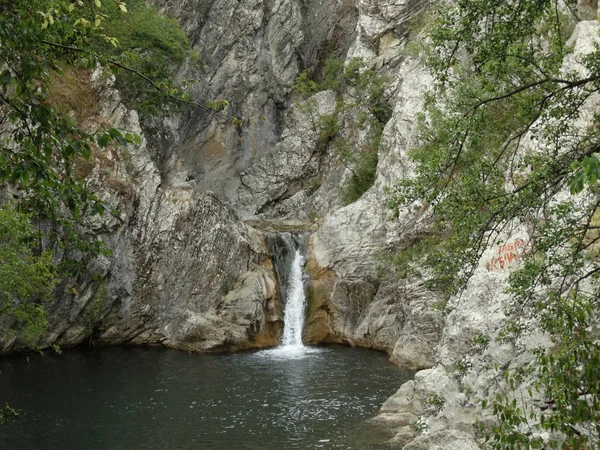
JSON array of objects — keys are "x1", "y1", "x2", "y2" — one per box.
[{"x1": 489, "y1": 239, "x2": 526, "y2": 271}]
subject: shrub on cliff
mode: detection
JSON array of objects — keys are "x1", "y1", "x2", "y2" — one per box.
[
  {"x1": 89, "y1": 0, "x2": 196, "y2": 114},
  {"x1": 293, "y1": 57, "x2": 392, "y2": 204},
  {"x1": 0, "y1": 204, "x2": 56, "y2": 348}
]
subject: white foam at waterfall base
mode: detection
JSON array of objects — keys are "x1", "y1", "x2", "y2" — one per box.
[
  {"x1": 258, "y1": 249, "x2": 324, "y2": 360},
  {"x1": 259, "y1": 344, "x2": 324, "y2": 360}
]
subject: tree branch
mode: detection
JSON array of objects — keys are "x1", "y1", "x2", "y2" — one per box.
[{"x1": 40, "y1": 40, "x2": 219, "y2": 116}]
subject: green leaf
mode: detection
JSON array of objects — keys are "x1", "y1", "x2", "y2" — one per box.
[
  {"x1": 93, "y1": 202, "x2": 106, "y2": 216},
  {"x1": 80, "y1": 143, "x2": 91, "y2": 160},
  {"x1": 108, "y1": 128, "x2": 122, "y2": 139},
  {"x1": 0, "y1": 70, "x2": 11, "y2": 86},
  {"x1": 97, "y1": 133, "x2": 111, "y2": 148},
  {"x1": 569, "y1": 170, "x2": 585, "y2": 195}
]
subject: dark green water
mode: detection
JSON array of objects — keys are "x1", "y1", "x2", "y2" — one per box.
[{"x1": 0, "y1": 345, "x2": 412, "y2": 450}]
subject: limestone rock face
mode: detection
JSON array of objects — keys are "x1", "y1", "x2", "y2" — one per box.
[
  {"x1": 304, "y1": 51, "x2": 439, "y2": 367},
  {"x1": 372, "y1": 263, "x2": 547, "y2": 449},
  {"x1": 2, "y1": 0, "x2": 363, "y2": 353},
  {"x1": 227, "y1": 0, "x2": 430, "y2": 222},
  {"x1": 368, "y1": 20, "x2": 600, "y2": 449},
  {"x1": 0, "y1": 75, "x2": 281, "y2": 353},
  {"x1": 0, "y1": 0, "x2": 363, "y2": 355},
  {"x1": 146, "y1": 0, "x2": 358, "y2": 203},
  {"x1": 98, "y1": 190, "x2": 281, "y2": 352},
  {"x1": 233, "y1": 90, "x2": 338, "y2": 218}
]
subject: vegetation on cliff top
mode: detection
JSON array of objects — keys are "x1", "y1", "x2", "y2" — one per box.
[
  {"x1": 88, "y1": 0, "x2": 196, "y2": 114},
  {"x1": 390, "y1": 0, "x2": 600, "y2": 448}
]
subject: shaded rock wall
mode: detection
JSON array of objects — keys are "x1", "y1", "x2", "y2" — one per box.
[
  {"x1": 148, "y1": 0, "x2": 359, "y2": 203},
  {"x1": 233, "y1": 90, "x2": 340, "y2": 218},
  {"x1": 0, "y1": 74, "x2": 281, "y2": 354},
  {"x1": 1, "y1": 0, "x2": 364, "y2": 354}
]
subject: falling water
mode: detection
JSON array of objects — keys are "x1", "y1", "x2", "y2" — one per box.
[
  {"x1": 264, "y1": 232, "x2": 315, "y2": 358},
  {"x1": 280, "y1": 249, "x2": 306, "y2": 348}
]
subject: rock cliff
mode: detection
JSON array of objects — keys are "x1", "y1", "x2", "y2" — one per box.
[
  {"x1": 3, "y1": 0, "x2": 598, "y2": 448},
  {"x1": 148, "y1": 0, "x2": 358, "y2": 202},
  {"x1": 186, "y1": 0, "x2": 596, "y2": 447},
  {"x1": 368, "y1": 18, "x2": 600, "y2": 449},
  {"x1": 0, "y1": 0, "x2": 363, "y2": 354},
  {"x1": 0, "y1": 72, "x2": 282, "y2": 354}
]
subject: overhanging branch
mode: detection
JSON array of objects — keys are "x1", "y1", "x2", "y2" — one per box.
[{"x1": 40, "y1": 40, "x2": 220, "y2": 116}]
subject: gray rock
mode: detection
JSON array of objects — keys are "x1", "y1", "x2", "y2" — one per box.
[
  {"x1": 0, "y1": 75, "x2": 281, "y2": 353},
  {"x1": 4, "y1": 3, "x2": 597, "y2": 449},
  {"x1": 301, "y1": 34, "x2": 439, "y2": 364},
  {"x1": 148, "y1": 0, "x2": 359, "y2": 203},
  {"x1": 233, "y1": 90, "x2": 338, "y2": 218},
  {"x1": 401, "y1": 430, "x2": 480, "y2": 450},
  {"x1": 389, "y1": 425, "x2": 417, "y2": 448}
]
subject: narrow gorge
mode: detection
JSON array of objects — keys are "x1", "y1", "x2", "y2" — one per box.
[{"x1": 1, "y1": 0, "x2": 600, "y2": 449}]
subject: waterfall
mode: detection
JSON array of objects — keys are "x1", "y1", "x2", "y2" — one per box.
[
  {"x1": 264, "y1": 232, "x2": 311, "y2": 355},
  {"x1": 280, "y1": 249, "x2": 306, "y2": 348}
]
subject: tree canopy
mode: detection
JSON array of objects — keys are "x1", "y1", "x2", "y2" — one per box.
[{"x1": 390, "y1": 0, "x2": 600, "y2": 448}]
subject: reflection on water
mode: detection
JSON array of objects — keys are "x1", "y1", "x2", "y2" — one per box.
[{"x1": 0, "y1": 345, "x2": 413, "y2": 449}]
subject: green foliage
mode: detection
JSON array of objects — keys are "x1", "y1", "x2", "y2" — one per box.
[
  {"x1": 293, "y1": 70, "x2": 319, "y2": 99},
  {"x1": 333, "y1": 58, "x2": 390, "y2": 203},
  {"x1": 339, "y1": 141, "x2": 379, "y2": 205},
  {"x1": 341, "y1": 58, "x2": 392, "y2": 128},
  {"x1": 0, "y1": 1, "x2": 184, "y2": 247},
  {"x1": 320, "y1": 57, "x2": 345, "y2": 93},
  {"x1": 455, "y1": 357, "x2": 472, "y2": 377},
  {"x1": 0, "y1": 0, "x2": 148, "y2": 257},
  {"x1": 317, "y1": 113, "x2": 340, "y2": 149},
  {"x1": 426, "y1": 392, "x2": 446, "y2": 415},
  {"x1": 89, "y1": 0, "x2": 195, "y2": 114},
  {"x1": 101, "y1": 1, "x2": 187, "y2": 59},
  {"x1": 570, "y1": 154, "x2": 600, "y2": 194},
  {"x1": 0, "y1": 0, "x2": 190, "y2": 356},
  {"x1": 207, "y1": 99, "x2": 230, "y2": 111},
  {"x1": 84, "y1": 281, "x2": 108, "y2": 344},
  {"x1": 293, "y1": 56, "x2": 393, "y2": 128},
  {"x1": 387, "y1": 0, "x2": 600, "y2": 447},
  {"x1": 0, "y1": 204, "x2": 57, "y2": 348},
  {"x1": 0, "y1": 403, "x2": 21, "y2": 426},
  {"x1": 413, "y1": 416, "x2": 429, "y2": 434},
  {"x1": 0, "y1": 0, "x2": 193, "y2": 424},
  {"x1": 471, "y1": 331, "x2": 490, "y2": 353}
]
